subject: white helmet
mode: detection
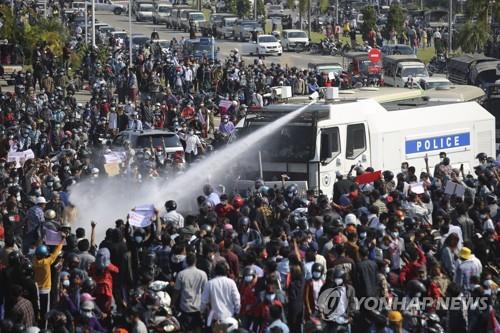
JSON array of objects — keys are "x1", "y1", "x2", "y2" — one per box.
[
  {"x1": 91, "y1": 167, "x2": 100, "y2": 175},
  {"x1": 221, "y1": 317, "x2": 239, "y2": 332},
  {"x1": 156, "y1": 291, "x2": 171, "y2": 308},
  {"x1": 344, "y1": 213, "x2": 358, "y2": 225},
  {"x1": 232, "y1": 48, "x2": 239, "y2": 53}
]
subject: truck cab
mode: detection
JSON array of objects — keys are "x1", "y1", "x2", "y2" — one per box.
[
  {"x1": 216, "y1": 16, "x2": 238, "y2": 39},
  {"x1": 383, "y1": 55, "x2": 428, "y2": 87}
]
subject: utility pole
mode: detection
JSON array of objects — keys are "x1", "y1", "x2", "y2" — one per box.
[
  {"x1": 448, "y1": 0, "x2": 452, "y2": 53},
  {"x1": 85, "y1": 2, "x2": 88, "y2": 44},
  {"x1": 336, "y1": 0, "x2": 338, "y2": 25},
  {"x1": 92, "y1": 0, "x2": 96, "y2": 48},
  {"x1": 254, "y1": 0, "x2": 257, "y2": 19},
  {"x1": 307, "y1": 0, "x2": 311, "y2": 38},
  {"x1": 129, "y1": 0, "x2": 133, "y2": 66}
]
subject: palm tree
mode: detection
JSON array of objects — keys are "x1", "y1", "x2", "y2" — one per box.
[{"x1": 457, "y1": 20, "x2": 489, "y2": 53}]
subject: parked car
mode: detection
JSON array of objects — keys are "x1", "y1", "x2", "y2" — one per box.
[
  {"x1": 179, "y1": 11, "x2": 206, "y2": 32},
  {"x1": 380, "y1": 44, "x2": 415, "y2": 56},
  {"x1": 243, "y1": 34, "x2": 282, "y2": 56},
  {"x1": 64, "y1": 1, "x2": 86, "y2": 16},
  {"x1": 175, "y1": 8, "x2": 193, "y2": 31},
  {"x1": 232, "y1": 19, "x2": 263, "y2": 41},
  {"x1": 135, "y1": 2, "x2": 154, "y2": 21},
  {"x1": 281, "y1": 29, "x2": 309, "y2": 51},
  {"x1": 153, "y1": 4, "x2": 172, "y2": 25},
  {"x1": 95, "y1": 0, "x2": 126, "y2": 15},
  {"x1": 215, "y1": 16, "x2": 238, "y2": 39}
]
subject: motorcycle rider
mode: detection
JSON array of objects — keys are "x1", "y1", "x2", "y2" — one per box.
[{"x1": 218, "y1": 115, "x2": 235, "y2": 136}]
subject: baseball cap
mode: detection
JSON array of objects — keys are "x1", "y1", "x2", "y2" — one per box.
[{"x1": 388, "y1": 311, "x2": 402, "y2": 322}]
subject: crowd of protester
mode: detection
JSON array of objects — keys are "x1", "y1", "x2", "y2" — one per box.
[{"x1": 0, "y1": 1, "x2": 500, "y2": 333}]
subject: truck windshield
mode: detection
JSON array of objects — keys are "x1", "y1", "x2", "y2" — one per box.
[
  {"x1": 402, "y1": 67, "x2": 427, "y2": 77},
  {"x1": 241, "y1": 124, "x2": 315, "y2": 162}
]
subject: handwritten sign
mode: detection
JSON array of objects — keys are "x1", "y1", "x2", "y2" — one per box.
[
  {"x1": 7, "y1": 149, "x2": 35, "y2": 168},
  {"x1": 45, "y1": 229, "x2": 66, "y2": 246},
  {"x1": 128, "y1": 204, "x2": 156, "y2": 228}
]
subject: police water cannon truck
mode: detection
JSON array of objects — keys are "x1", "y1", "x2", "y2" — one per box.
[{"x1": 233, "y1": 99, "x2": 495, "y2": 196}]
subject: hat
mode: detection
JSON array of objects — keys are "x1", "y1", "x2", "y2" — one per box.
[
  {"x1": 35, "y1": 196, "x2": 47, "y2": 204},
  {"x1": 344, "y1": 213, "x2": 358, "y2": 225},
  {"x1": 81, "y1": 293, "x2": 96, "y2": 302},
  {"x1": 459, "y1": 247, "x2": 472, "y2": 260},
  {"x1": 388, "y1": 311, "x2": 403, "y2": 322}
]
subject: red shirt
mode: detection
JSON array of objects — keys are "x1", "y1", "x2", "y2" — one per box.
[{"x1": 89, "y1": 263, "x2": 119, "y2": 297}]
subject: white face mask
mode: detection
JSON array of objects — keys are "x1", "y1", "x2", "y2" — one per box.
[
  {"x1": 385, "y1": 267, "x2": 391, "y2": 274},
  {"x1": 312, "y1": 271, "x2": 322, "y2": 280},
  {"x1": 266, "y1": 294, "x2": 276, "y2": 302},
  {"x1": 244, "y1": 275, "x2": 253, "y2": 283},
  {"x1": 62, "y1": 279, "x2": 70, "y2": 287},
  {"x1": 334, "y1": 278, "x2": 343, "y2": 286}
]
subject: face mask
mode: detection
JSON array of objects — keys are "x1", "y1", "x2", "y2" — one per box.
[
  {"x1": 34, "y1": 189, "x2": 41, "y2": 196},
  {"x1": 334, "y1": 278, "x2": 343, "y2": 286},
  {"x1": 62, "y1": 279, "x2": 70, "y2": 287},
  {"x1": 47, "y1": 182, "x2": 53, "y2": 187},
  {"x1": 266, "y1": 294, "x2": 276, "y2": 302},
  {"x1": 223, "y1": 119, "x2": 228, "y2": 123},
  {"x1": 385, "y1": 266, "x2": 391, "y2": 274},
  {"x1": 188, "y1": 131, "x2": 194, "y2": 135},
  {"x1": 81, "y1": 310, "x2": 93, "y2": 318},
  {"x1": 480, "y1": 214, "x2": 487, "y2": 219},
  {"x1": 209, "y1": 255, "x2": 215, "y2": 261},
  {"x1": 312, "y1": 271, "x2": 322, "y2": 280},
  {"x1": 391, "y1": 232, "x2": 399, "y2": 239},
  {"x1": 359, "y1": 232, "x2": 367, "y2": 239},
  {"x1": 134, "y1": 236, "x2": 143, "y2": 243},
  {"x1": 415, "y1": 292, "x2": 422, "y2": 297},
  {"x1": 244, "y1": 275, "x2": 253, "y2": 283}
]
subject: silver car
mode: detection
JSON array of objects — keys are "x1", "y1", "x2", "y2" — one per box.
[{"x1": 136, "y1": 3, "x2": 154, "y2": 22}]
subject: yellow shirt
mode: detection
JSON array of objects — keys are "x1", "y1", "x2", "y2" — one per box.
[{"x1": 34, "y1": 243, "x2": 63, "y2": 292}]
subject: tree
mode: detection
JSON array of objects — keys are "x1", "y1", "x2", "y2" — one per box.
[
  {"x1": 320, "y1": 0, "x2": 329, "y2": 14},
  {"x1": 457, "y1": 20, "x2": 489, "y2": 53},
  {"x1": 360, "y1": 6, "x2": 377, "y2": 40},
  {"x1": 383, "y1": 3, "x2": 404, "y2": 39},
  {"x1": 235, "y1": 0, "x2": 251, "y2": 17},
  {"x1": 256, "y1": 0, "x2": 265, "y2": 17}
]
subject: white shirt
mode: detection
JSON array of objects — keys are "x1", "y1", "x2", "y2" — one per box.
[
  {"x1": 162, "y1": 210, "x2": 185, "y2": 229},
  {"x1": 184, "y1": 134, "x2": 202, "y2": 154},
  {"x1": 441, "y1": 224, "x2": 463, "y2": 249},
  {"x1": 184, "y1": 67, "x2": 193, "y2": 82},
  {"x1": 108, "y1": 112, "x2": 117, "y2": 129},
  {"x1": 206, "y1": 192, "x2": 220, "y2": 207},
  {"x1": 128, "y1": 119, "x2": 143, "y2": 131},
  {"x1": 201, "y1": 276, "x2": 241, "y2": 325}
]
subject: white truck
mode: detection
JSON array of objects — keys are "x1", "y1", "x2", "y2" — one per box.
[
  {"x1": 383, "y1": 55, "x2": 429, "y2": 88},
  {"x1": 233, "y1": 99, "x2": 495, "y2": 195}
]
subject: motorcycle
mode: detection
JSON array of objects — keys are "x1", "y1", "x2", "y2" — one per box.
[{"x1": 427, "y1": 53, "x2": 448, "y2": 74}]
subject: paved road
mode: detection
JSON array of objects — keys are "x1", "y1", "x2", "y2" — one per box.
[{"x1": 95, "y1": 11, "x2": 344, "y2": 69}]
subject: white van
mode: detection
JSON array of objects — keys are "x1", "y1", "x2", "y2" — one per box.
[
  {"x1": 383, "y1": 55, "x2": 429, "y2": 87},
  {"x1": 234, "y1": 100, "x2": 495, "y2": 195}
]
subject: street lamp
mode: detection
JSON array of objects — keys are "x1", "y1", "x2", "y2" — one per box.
[
  {"x1": 129, "y1": 0, "x2": 133, "y2": 66},
  {"x1": 448, "y1": 0, "x2": 452, "y2": 53},
  {"x1": 91, "y1": 0, "x2": 96, "y2": 48}
]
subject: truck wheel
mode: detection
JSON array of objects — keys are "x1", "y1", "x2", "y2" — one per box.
[{"x1": 113, "y1": 7, "x2": 122, "y2": 15}]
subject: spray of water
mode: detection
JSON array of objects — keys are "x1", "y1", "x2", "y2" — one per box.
[{"x1": 70, "y1": 101, "x2": 315, "y2": 239}]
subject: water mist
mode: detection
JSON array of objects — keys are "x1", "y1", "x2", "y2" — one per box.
[{"x1": 70, "y1": 101, "x2": 316, "y2": 239}]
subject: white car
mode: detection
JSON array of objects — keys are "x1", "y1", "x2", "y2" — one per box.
[
  {"x1": 418, "y1": 76, "x2": 451, "y2": 90},
  {"x1": 281, "y1": 29, "x2": 309, "y2": 52},
  {"x1": 244, "y1": 35, "x2": 282, "y2": 56}
]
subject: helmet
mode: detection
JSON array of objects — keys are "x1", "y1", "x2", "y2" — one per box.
[
  {"x1": 8, "y1": 251, "x2": 22, "y2": 266},
  {"x1": 312, "y1": 262, "x2": 325, "y2": 274},
  {"x1": 286, "y1": 184, "x2": 298, "y2": 198},
  {"x1": 240, "y1": 205, "x2": 251, "y2": 217},
  {"x1": 476, "y1": 152, "x2": 487, "y2": 161},
  {"x1": 35, "y1": 245, "x2": 49, "y2": 257},
  {"x1": 44, "y1": 209, "x2": 56, "y2": 220},
  {"x1": 232, "y1": 48, "x2": 239, "y2": 53},
  {"x1": 239, "y1": 216, "x2": 250, "y2": 227},
  {"x1": 165, "y1": 200, "x2": 177, "y2": 212},
  {"x1": 243, "y1": 266, "x2": 256, "y2": 277},
  {"x1": 82, "y1": 277, "x2": 96, "y2": 293},
  {"x1": 200, "y1": 224, "x2": 212, "y2": 233},
  {"x1": 382, "y1": 170, "x2": 394, "y2": 181},
  {"x1": 333, "y1": 266, "x2": 346, "y2": 279},
  {"x1": 21, "y1": 261, "x2": 34, "y2": 278},
  {"x1": 232, "y1": 195, "x2": 245, "y2": 208},
  {"x1": 407, "y1": 279, "x2": 426, "y2": 296},
  {"x1": 259, "y1": 186, "x2": 270, "y2": 196}
]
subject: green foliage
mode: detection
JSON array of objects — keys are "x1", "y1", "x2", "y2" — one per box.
[
  {"x1": 360, "y1": 6, "x2": 377, "y2": 40},
  {"x1": 383, "y1": 3, "x2": 404, "y2": 39},
  {"x1": 0, "y1": 6, "x2": 68, "y2": 64},
  {"x1": 235, "y1": 0, "x2": 251, "y2": 17},
  {"x1": 465, "y1": 0, "x2": 487, "y2": 21},
  {"x1": 458, "y1": 19, "x2": 489, "y2": 53},
  {"x1": 319, "y1": 0, "x2": 329, "y2": 14},
  {"x1": 256, "y1": 0, "x2": 265, "y2": 17}
]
